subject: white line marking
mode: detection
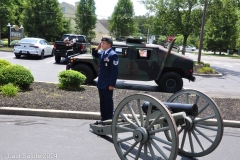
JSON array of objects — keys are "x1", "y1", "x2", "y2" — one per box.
[
  {"x1": 45, "y1": 60, "x2": 55, "y2": 63},
  {"x1": 223, "y1": 65, "x2": 233, "y2": 68},
  {"x1": 0, "y1": 56, "x2": 15, "y2": 59}
]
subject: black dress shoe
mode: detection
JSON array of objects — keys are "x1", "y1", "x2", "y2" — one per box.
[{"x1": 94, "y1": 120, "x2": 103, "y2": 125}]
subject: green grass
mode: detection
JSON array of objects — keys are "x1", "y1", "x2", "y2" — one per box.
[
  {"x1": 193, "y1": 61, "x2": 216, "y2": 74},
  {"x1": 0, "y1": 47, "x2": 14, "y2": 52},
  {"x1": 0, "y1": 83, "x2": 19, "y2": 97}
]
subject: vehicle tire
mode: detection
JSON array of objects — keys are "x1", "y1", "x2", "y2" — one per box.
[
  {"x1": 155, "y1": 71, "x2": 183, "y2": 93},
  {"x1": 15, "y1": 54, "x2": 21, "y2": 58},
  {"x1": 55, "y1": 56, "x2": 61, "y2": 63},
  {"x1": 71, "y1": 64, "x2": 95, "y2": 84},
  {"x1": 40, "y1": 50, "x2": 44, "y2": 59}
]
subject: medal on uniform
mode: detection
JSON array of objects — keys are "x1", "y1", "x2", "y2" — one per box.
[{"x1": 105, "y1": 63, "x2": 108, "y2": 66}]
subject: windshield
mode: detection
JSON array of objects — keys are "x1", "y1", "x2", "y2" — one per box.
[{"x1": 19, "y1": 38, "x2": 38, "y2": 44}]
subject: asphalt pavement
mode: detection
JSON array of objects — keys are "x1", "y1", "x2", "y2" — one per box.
[
  {"x1": 1, "y1": 115, "x2": 240, "y2": 160},
  {"x1": 0, "y1": 49, "x2": 239, "y2": 127}
]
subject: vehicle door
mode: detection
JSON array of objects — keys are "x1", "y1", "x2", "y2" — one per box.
[
  {"x1": 112, "y1": 46, "x2": 131, "y2": 78},
  {"x1": 40, "y1": 40, "x2": 47, "y2": 54},
  {"x1": 131, "y1": 48, "x2": 159, "y2": 81},
  {"x1": 44, "y1": 40, "x2": 52, "y2": 55}
]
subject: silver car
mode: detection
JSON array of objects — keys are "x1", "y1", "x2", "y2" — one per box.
[
  {"x1": 179, "y1": 45, "x2": 196, "y2": 52},
  {"x1": 14, "y1": 38, "x2": 54, "y2": 59}
]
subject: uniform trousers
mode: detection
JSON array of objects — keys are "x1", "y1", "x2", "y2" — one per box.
[{"x1": 98, "y1": 89, "x2": 114, "y2": 121}]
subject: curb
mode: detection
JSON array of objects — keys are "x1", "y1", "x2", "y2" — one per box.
[
  {"x1": 193, "y1": 71, "x2": 222, "y2": 77},
  {"x1": 0, "y1": 107, "x2": 100, "y2": 120},
  {"x1": 1, "y1": 107, "x2": 240, "y2": 128}
]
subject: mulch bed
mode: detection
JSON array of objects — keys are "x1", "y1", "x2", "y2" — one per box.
[{"x1": 0, "y1": 82, "x2": 239, "y2": 121}]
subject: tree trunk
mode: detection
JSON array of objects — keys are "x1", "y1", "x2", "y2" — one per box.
[{"x1": 182, "y1": 35, "x2": 188, "y2": 55}]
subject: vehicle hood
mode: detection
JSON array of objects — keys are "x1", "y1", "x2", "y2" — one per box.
[{"x1": 71, "y1": 53, "x2": 93, "y2": 59}]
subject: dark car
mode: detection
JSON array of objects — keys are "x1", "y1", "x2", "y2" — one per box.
[{"x1": 53, "y1": 34, "x2": 89, "y2": 63}]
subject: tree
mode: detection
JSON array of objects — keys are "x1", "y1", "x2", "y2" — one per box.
[
  {"x1": 21, "y1": 0, "x2": 65, "y2": 42},
  {"x1": 204, "y1": 0, "x2": 238, "y2": 54},
  {"x1": 134, "y1": 15, "x2": 155, "y2": 41},
  {"x1": 75, "y1": 0, "x2": 97, "y2": 41},
  {"x1": 109, "y1": 0, "x2": 137, "y2": 38},
  {"x1": 140, "y1": 0, "x2": 204, "y2": 55},
  {"x1": 11, "y1": 0, "x2": 25, "y2": 26},
  {"x1": 0, "y1": 0, "x2": 14, "y2": 39}
]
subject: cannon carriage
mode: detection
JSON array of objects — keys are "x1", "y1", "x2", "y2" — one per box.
[{"x1": 90, "y1": 89, "x2": 223, "y2": 160}]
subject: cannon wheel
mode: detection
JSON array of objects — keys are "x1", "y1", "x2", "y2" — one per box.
[
  {"x1": 112, "y1": 94, "x2": 179, "y2": 160},
  {"x1": 166, "y1": 89, "x2": 223, "y2": 157}
]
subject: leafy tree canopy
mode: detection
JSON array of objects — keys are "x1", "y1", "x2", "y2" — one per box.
[
  {"x1": 21, "y1": 0, "x2": 65, "y2": 42},
  {"x1": 75, "y1": 0, "x2": 97, "y2": 41},
  {"x1": 109, "y1": 0, "x2": 138, "y2": 37},
  {"x1": 204, "y1": 0, "x2": 238, "y2": 53}
]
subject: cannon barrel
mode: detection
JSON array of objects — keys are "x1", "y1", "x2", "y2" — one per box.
[{"x1": 142, "y1": 101, "x2": 198, "y2": 116}]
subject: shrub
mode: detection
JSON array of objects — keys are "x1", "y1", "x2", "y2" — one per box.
[
  {"x1": 0, "y1": 64, "x2": 34, "y2": 89},
  {"x1": 0, "y1": 83, "x2": 19, "y2": 97},
  {"x1": 0, "y1": 59, "x2": 12, "y2": 70},
  {"x1": 0, "y1": 40, "x2": 4, "y2": 47},
  {"x1": 203, "y1": 63, "x2": 210, "y2": 67},
  {"x1": 58, "y1": 70, "x2": 86, "y2": 90},
  {"x1": 10, "y1": 40, "x2": 19, "y2": 47},
  {"x1": 194, "y1": 61, "x2": 204, "y2": 66},
  {"x1": 197, "y1": 67, "x2": 215, "y2": 73}
]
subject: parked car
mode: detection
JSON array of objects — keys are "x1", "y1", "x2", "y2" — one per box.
[
  {"x1": 53, "y1": 34, "x2": 89, "y2": 63},
  {"x1": 13, "y1": 38, "x2": 54, "y2": 59},
  {"x1": 179, "y1": 46, "x2": 196, "y2": 52}
]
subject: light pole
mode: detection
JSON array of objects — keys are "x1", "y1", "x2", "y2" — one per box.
[
  {"x1": 7, "y1": 23, "x2": 11, "y2": 47},
  {"x1": 198, "y1": 0, "x2": 208, "y2": 65}
]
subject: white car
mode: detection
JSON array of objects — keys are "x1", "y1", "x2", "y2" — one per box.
[
  {"x1": 179, "y1": 46, "x2": 196, "y2": 52},
  {"x1": 14, "y1": 38, "x2": 54, "y2": 59}
]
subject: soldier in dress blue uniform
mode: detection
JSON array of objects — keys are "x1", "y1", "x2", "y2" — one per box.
[{"x1": 92, "y1": 37, "x2": 119, "y2": 122}]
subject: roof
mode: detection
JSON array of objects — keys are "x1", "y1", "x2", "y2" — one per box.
[
  {"x1": 112, "y1": 39, "x2": 162, "y2": 48},
  {"x1": 95, "y1": 20, "x2": 109, "y2": 34},
  {"x1": 60, "y1": 2, "x2": 76, "y2": 11},
  {"x1": 98, "y1": 19, "x2": 109, "y2": 30}
]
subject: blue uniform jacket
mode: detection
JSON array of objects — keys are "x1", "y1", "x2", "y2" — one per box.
[{"x1": 92, "y1": 49, "x2": 119, "y2": 89}]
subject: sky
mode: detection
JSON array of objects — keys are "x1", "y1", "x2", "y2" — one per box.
[{"x1": 58, "y1": 0, "x2": 148, "y2": 19}]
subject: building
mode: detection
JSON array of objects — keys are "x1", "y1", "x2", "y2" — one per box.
[
  {"x1": 60, "y1": 2, "x2": 77, "y2": 31},
  {"x1": 59, "y1": 2, "x2": 110, "y2": 43}
]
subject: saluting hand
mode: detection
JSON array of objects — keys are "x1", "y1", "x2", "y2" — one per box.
[{"x1": 95, "y1": 42, "x2": 102, "y2": 50}]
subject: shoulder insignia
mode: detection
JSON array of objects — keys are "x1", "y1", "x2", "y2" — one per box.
[{"x1": 113, "y1": 60, "x2": 119, "y2": 65}]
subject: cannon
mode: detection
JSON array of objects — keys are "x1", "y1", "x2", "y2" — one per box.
[{"x1": 90, "y1": 89, "x2": 223, "y2": 160}]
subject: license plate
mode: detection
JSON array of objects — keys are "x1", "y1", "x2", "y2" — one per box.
[{"x1": 22, "y1": 50, "x2": 27, "y2": 53}]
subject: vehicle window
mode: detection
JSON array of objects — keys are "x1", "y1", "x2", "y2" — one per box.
[
  {"x1": 61, "y1": 35, "x2": 70, "y2": 41},
  {"x1": 136, "y1": 49, "x2": 151, "y2": 59},
  {"x1": 40, "y1": 40, "x2": 45, "y2": 45},
  {"x1": 19, "y1": 39, "x2": 38, "y2": 44},
  {"x1": 113, "y1": 47, "x2": 128, "y2": 58},
  {"x1": 44, "y1": 40, "x2": 49, "y2": 45},
  {"x1": 76, "y1": 36, "x2": 86, "y2": 43}
]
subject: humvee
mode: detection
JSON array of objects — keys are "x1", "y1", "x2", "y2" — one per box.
[{"x1": 66, "y1": 38, "x2": 195, "y2": 93}]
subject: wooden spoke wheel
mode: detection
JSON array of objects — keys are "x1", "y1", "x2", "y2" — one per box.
[
  {"x1": 166, "y1": 89, "x2": 223, "y2": 157},
  {"x1": 112, "y1": 94, "x2": 179, "y2": 160}
]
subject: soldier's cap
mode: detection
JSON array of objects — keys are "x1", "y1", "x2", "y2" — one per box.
[{"x1": 101, "y1": 37, "x2": 113, "y2": 45}]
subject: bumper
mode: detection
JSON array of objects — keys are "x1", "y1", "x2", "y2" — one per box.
[
  {"x1": 66, "y1": 63, "x2": 71, "y2": 70},
  {"x1": 14, "y1": 49, "x2": 41, "y2": 56},
  {"x1": 189, "y1": 75, "x2": 196, "y2": 82},
  {"x1": 54, "y1": 50, "x2": 74, "y2": 57}
]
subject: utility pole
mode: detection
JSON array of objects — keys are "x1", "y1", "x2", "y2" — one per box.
[{"x1": 198, "y1": 0, "x2": 208, "y2": 65}]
